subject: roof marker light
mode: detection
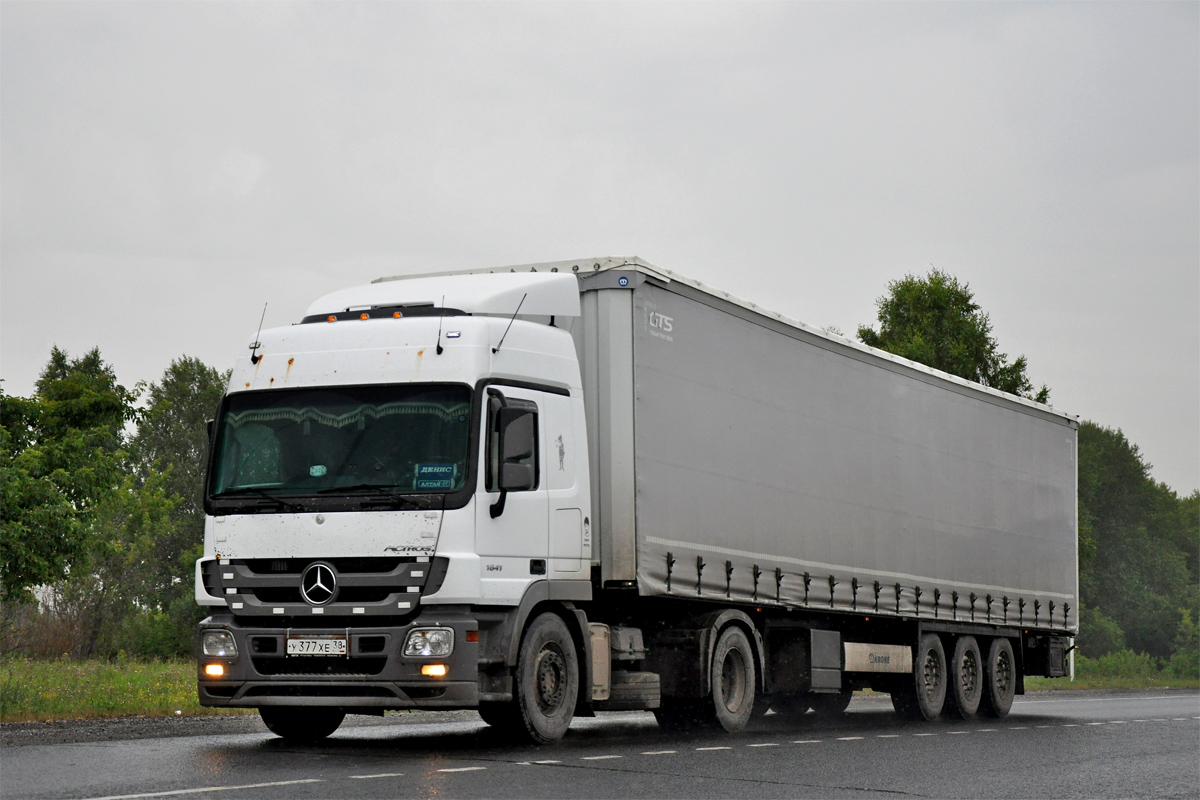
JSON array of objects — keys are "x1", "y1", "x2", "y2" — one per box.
[
  {"x1": 327, "y1": 315, "x2": 336, "y2": 322},
  {"x1": 360, "y1": 313, "x2": 369, "y2": 320},
  {"x1": 393, "y1": 311, "x2": 402, "y2": 318}
]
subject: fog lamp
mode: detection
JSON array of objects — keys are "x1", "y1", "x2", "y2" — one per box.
[
  {"x1": 421, "y1": 664, "x2": 448, "y2": 677},
  {"x1": 201, "y1": 630, "x2": 238, "y2": 658},
  {"x1": 403, "y1": 627, "x2": 454, "y2": 657},
  {"x1": 204, "y1": 664, "x2": 225, "y2": 678}
]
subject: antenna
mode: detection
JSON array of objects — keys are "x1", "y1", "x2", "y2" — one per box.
[
  {"x1": 492, "y1": 293, "x2": 527, "y2": 354},
  {"x1": 249, "y1": 303, "x2": 268, "y2": 364},
  {"x1": 435, "y1": 295, "x2": 445, "y2": 355}
]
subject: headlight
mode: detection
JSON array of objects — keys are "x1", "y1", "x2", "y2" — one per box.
[
  {"x1": 202, "y1": 629, "x2": 238, "y2": 658},
  {"x1": 404, "y1": 628, "x2": 454, "y2": 657}
]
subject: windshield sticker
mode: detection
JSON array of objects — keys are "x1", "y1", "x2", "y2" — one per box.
[
  {"x1": 309, "y1": 465, "x2": 327, "y2": 477},
  {"x1": 415, "y1": 463, "x2": 457, "y2": 490}
]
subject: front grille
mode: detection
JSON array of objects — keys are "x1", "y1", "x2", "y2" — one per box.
[
  {"x1": 215, "y1": 557, "x2": 448, "y2": 617},
  {"x1": 253, "y1": 656, "x2": 387, "y2": 676}
]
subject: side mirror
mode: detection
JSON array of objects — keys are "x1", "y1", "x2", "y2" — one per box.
[{"x1": 496, "y1": 408, "x2": 536, "y2": 491}]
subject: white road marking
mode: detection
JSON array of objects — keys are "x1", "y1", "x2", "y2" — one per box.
[
  {"x1": 350, "y1": 773, "x2": 405, "y2": 779},
  {"x1": 837, "y1": 736, "x2": 865, "y2": 741},
  {"x1": 1152, "y1": 718, "x2": 1169, "y2": 721},
  {"x1": 947, "y1": 731, "x2": 969, "y2": 735},
  {"x1": 1035, "y1": 725, "x2": 1052, "y2": 728},
  {"x1": 1009, "y1": 727, "x2": 1028, "y2": 730},
  {"x1": 1106, "y1": 721, "x2": 1126, "y2": 724},
  {"x1": 1061, "y1": 724, "x2": 1080, "y2": 727},
  {"x1": 1171, "y1": 718, "x2": 1188, "y2": 721},
  {"x1": 582, "y1": 755, "x2": 622, "y2": 761},
  {"x1": 975, "y1": 729, "x2": 996, "y2": 732},
  {"x1": 438, "y1": 767, "x2": 487, "y2": 773},
  {"x1": 532, "y1": 760, "x2": 561, "y2": 764},
  {"x1": 641, "y1": 750, "x2": 677, "y2": 755},
  {"x1": 913, "y1": 733, "x2": 938, "y2": 736},
  {"x1": 1085, "y1": 722, "x2": 1105, "y2": 726},
  {"x1": 877, "y1": 734, "x2": 900, "y2": 738},
  {"x1": 792, "y1": 740, "x2": 822, "y2": 744},
  {"x1": 81, "y1": 779, "x2": 324, "y2": 800},
  {"x1": 1132, "y1": 719, "x2": 1149, "y2": 722},
  {"x1": 747, "y1": 743, "x2": 779, "y2": 747},
  {"x1": 695, "y1": 746, "x2": 732, "y2": 751}
]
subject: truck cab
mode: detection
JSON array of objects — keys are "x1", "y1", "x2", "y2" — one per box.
[{"x1": 197, "y1": 271, "x2": 595, "y2": 742}]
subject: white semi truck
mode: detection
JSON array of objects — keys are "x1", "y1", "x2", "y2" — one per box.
[{"x1": 196, "y1": 257, "x2": 1078, "y2": 743}]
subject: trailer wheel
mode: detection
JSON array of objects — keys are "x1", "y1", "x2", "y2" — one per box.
[
  {"x1": 892, "y1": 633, "x2": 946, "y2": 721},
  {"x1": 808, "y1": 688, "x2": 854, "y2": 717},
  {"x1": 946, "y1": 636, "x2": 983, "y2": 719},
  {"x1": 513, "y1": 612, "x2": 579, "y2": 743},
  {"x1": 259, "y1": 707, "x2": 344, "y2": 743},
  {"x1": 710, "y1": 626, "x2": 756, "y2": 732},
  {"x1": 979, "y1": 637, "x2": 1016, "y2": 718}
]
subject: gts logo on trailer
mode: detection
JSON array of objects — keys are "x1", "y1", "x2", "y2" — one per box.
[{"x1": 648, "y1": 312, "x2": 673, "y2": 332}]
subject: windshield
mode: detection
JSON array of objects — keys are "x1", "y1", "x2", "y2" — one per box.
[{"x1": 209, "y1": 385, "x2": 472, "y2": 498}]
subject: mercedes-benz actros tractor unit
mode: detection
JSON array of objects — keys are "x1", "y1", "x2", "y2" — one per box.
[{"x1": 196, "y1": 257, "x2": 1077, "y2": 743}]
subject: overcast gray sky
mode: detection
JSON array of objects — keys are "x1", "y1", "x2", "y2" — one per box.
[{"x1": 2, "y1": 2, "x2": 1197, "y2": 494}]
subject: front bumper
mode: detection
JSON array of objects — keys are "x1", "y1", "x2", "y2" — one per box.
[{"x1": 197, "y1": 610, "x2": 480, "y2": 709}]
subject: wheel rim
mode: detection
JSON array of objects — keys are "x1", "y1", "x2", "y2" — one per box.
[
  {"x1": 921, "y1": 647, "x2": 943, "y2": 700},
  {"x1": 993, "y1": 649, "x2": 1012, "y2": 697},
  {"x1": 719, "y1": 648, "x2": 748, "y2": 713},
  {"x1": 960, "y1": 649, "x2": 979, "y2": 696},
  {"x1": 534, "y1": 644, "x2": 567, "y2": 714}
]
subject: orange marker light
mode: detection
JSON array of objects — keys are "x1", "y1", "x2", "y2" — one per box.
[
  {"x1": 465, "y1": 631, "x2": 479, "y2": 643},
  {"x1": 393, "y1": 311, "x2": 402, "y2": 318},
  {"x1": 360, "y1": 313, "x2": 369, "y2": 320},
  {"x1": 204, "y1": 664, "x2": 225, "y2": 678},
  {"x1": 421, "y1": 664, "x2": 447, "y2": 677},
  {"x1": 326, "y1": 315, "x2": 336, "y2": 322}
]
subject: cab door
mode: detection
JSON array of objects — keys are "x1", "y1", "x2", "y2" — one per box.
[{"x1": 475, "y1": 385, "x2": 550, "y2": 603}]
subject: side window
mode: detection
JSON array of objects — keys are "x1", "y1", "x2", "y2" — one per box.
[{"x1": 486, "y1": 391, "x2": 539, "y2": 493}]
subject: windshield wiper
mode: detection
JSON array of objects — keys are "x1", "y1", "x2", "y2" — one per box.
[
  {"x1": 315, "y1": 484, "x2": 424, "y2": 510},
  {"x1": 214, "y1": 487, "x2": 305, "y2": 513}
]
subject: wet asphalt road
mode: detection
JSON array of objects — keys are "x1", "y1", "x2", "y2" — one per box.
[{"x1": 2, "y1": 691, "x2": 1197, "y2": 799}]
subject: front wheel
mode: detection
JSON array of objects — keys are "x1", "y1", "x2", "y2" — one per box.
[
  {"x1": 259, "y1": 707, "x2": 344, "y2": 743},
  {"x1": 513, "y1": 612, "x2": 579, "y2": 743}
]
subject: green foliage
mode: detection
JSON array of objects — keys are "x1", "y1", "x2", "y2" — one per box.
[
  {"x1": 857, "y1": 269, "x2": 1048, "y2": 402},
  {"x1": 0, "y1": 348, "x2": 136, "y2": 602},
  {"x1": 1077, "y1": 422, "x2": 1198, "y2": 660},
  {"x1": 1165, "y1": 609, "x2": 1199, "y2": 679},
  {"x1": 1076, "y1": 602, "x2": 1126, "y2": 658}
]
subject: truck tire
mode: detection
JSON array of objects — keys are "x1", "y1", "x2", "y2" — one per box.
[
  {"x1": 892, "y1": 633, "x2": 946, "y2": 721},
  {"x1": 710, "y1": 626, "x2": 757, "y2": 732},
  {"x1": 259, "y1": 707, "x2": 344, "y2": 743},
  {"x1": 513, "y1": 612, "x2": 579, "y2": 743},
  {"x1": 808, "y1": 688, "x2": 853, "y2": 717},
  {"x1": 946, "y1": 636, "x2": 983, "y2": 719},
  {"x1": 979, "y1": 637, "x2": 1016, "y2": 718}
]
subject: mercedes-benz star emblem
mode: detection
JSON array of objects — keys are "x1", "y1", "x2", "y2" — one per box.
[{"x1": 300, "y1": 562, "x2": 337, "y2": 606}]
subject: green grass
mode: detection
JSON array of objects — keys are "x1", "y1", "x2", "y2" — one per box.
[
  {"x1": 1025, "y1": 650, "x2": 1199, "y2": 692},
  {"x1": 0, "y1": 657, "x2": 252, "y2": 723}
]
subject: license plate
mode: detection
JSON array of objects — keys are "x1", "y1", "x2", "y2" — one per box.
[{"x1": 286, "y1": 636, "x2": 348, "y2": 656}]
